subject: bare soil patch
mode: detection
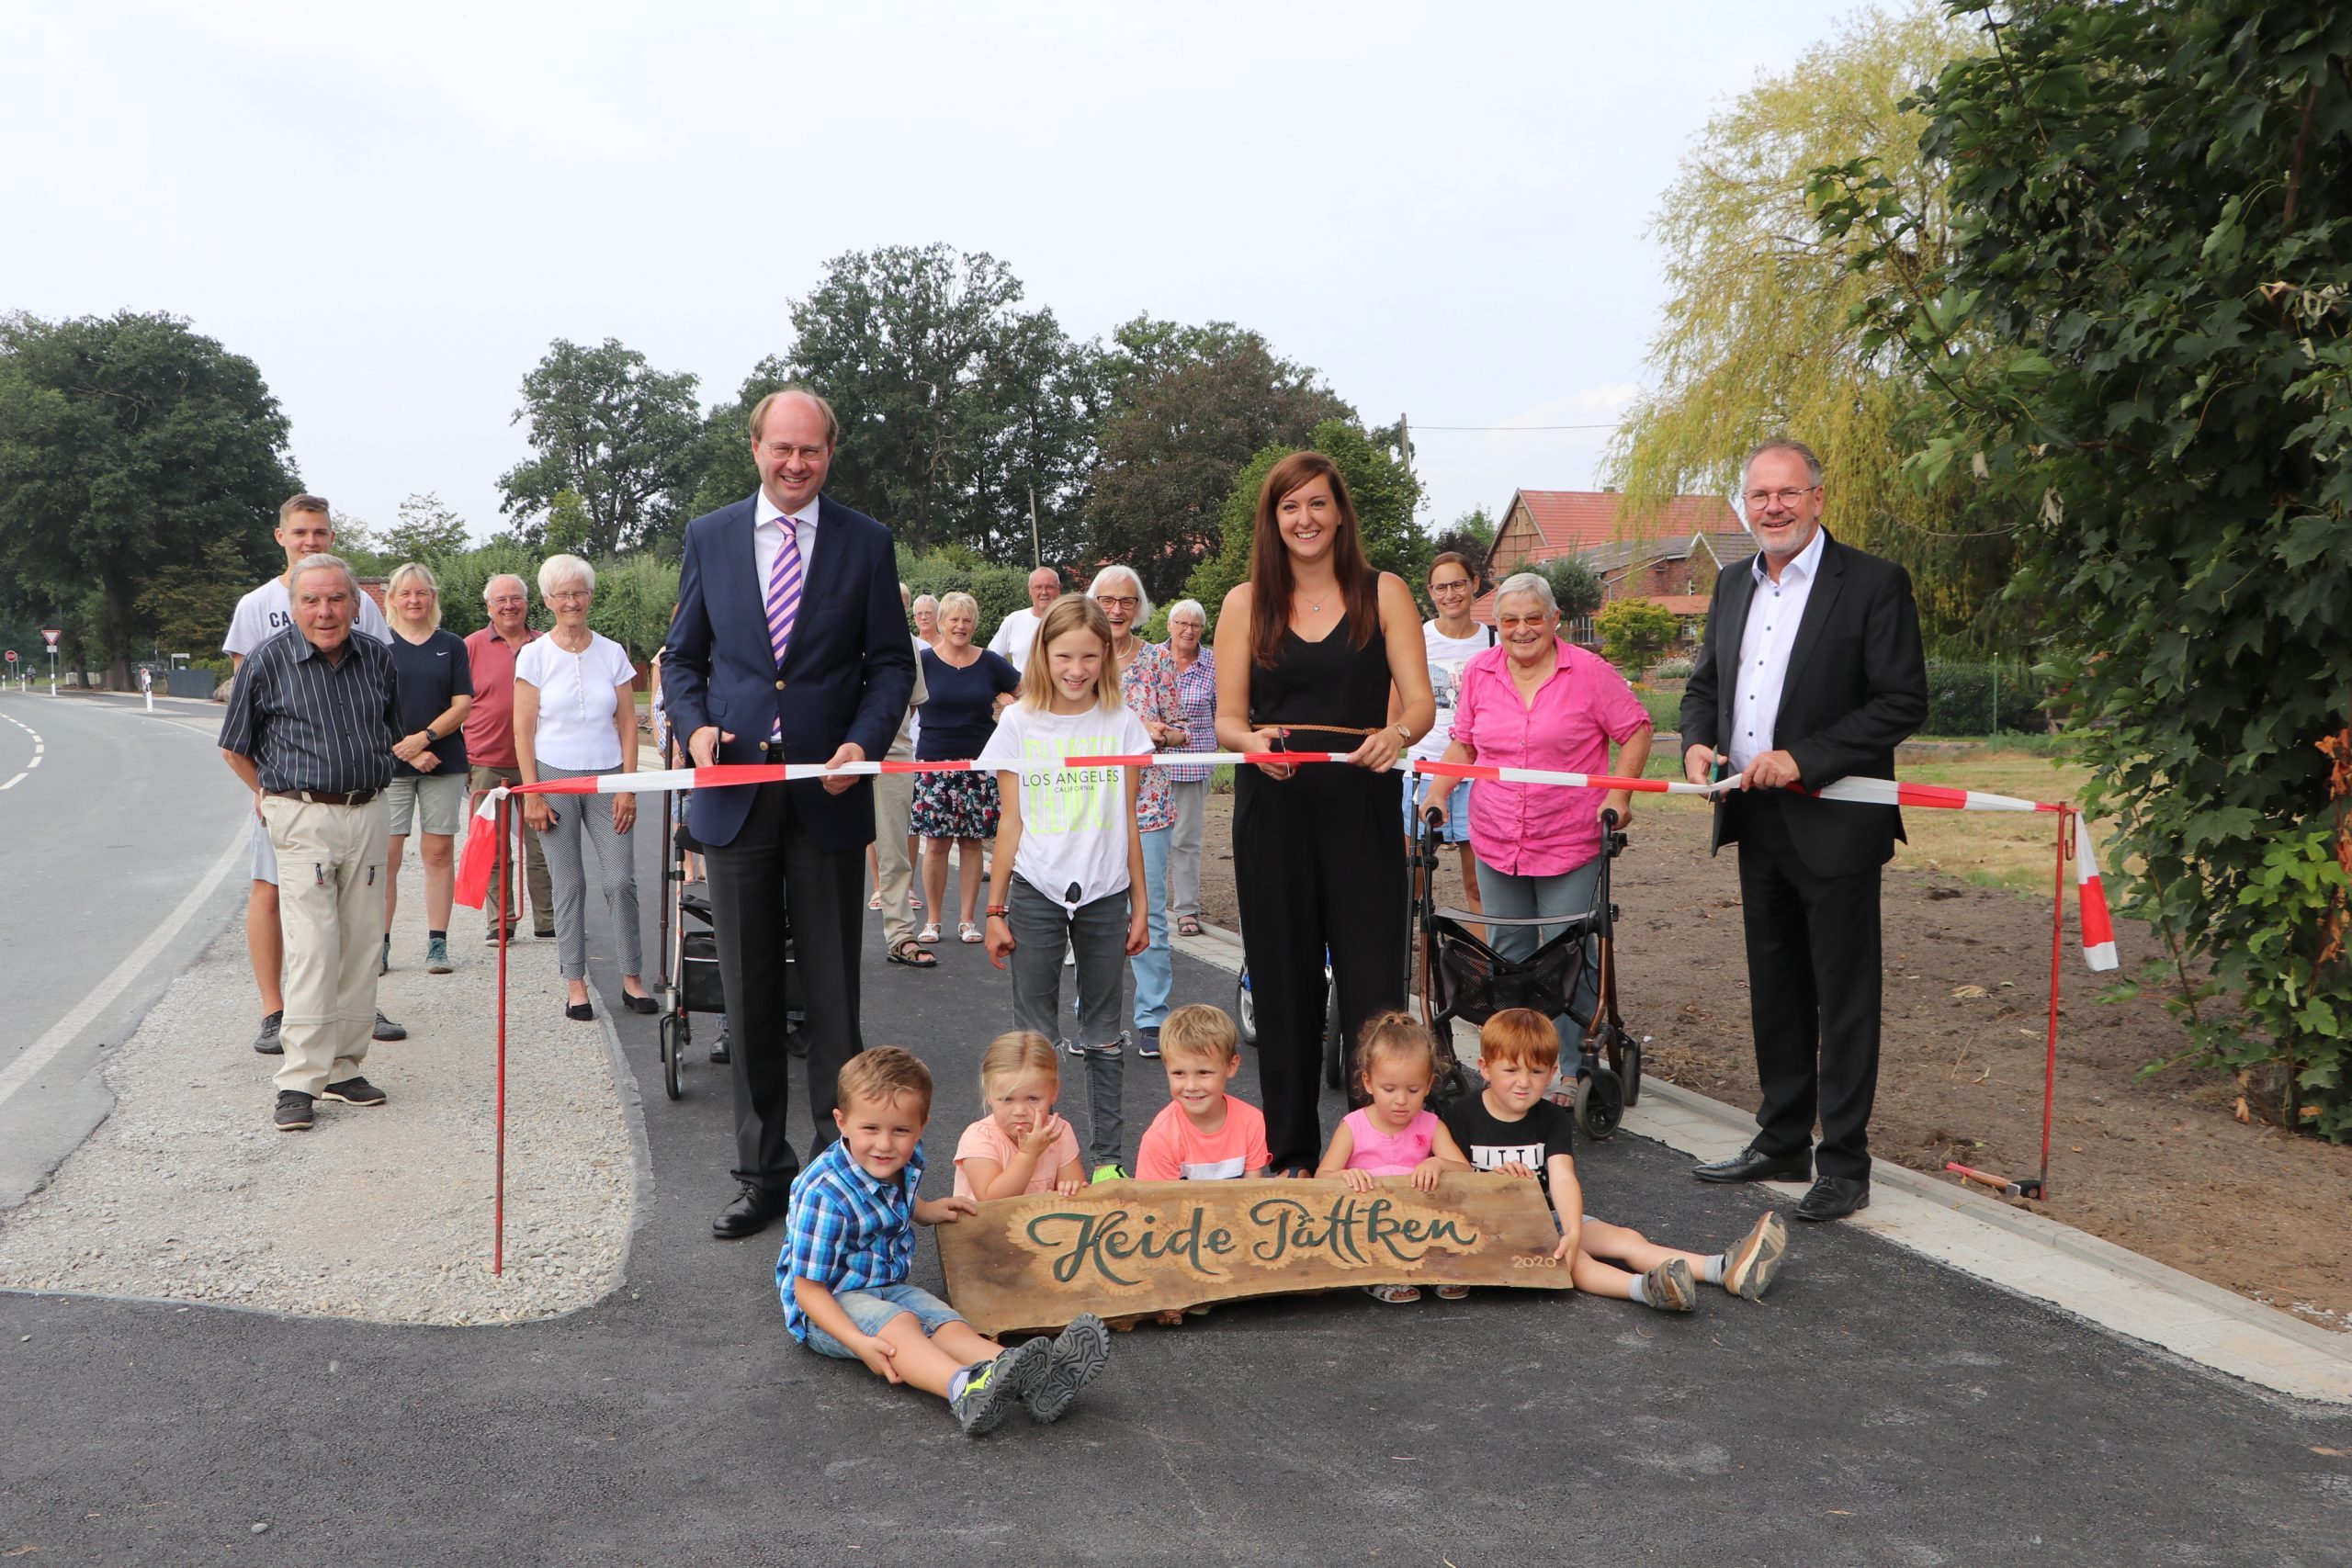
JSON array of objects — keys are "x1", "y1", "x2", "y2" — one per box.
[{"x1": 1194, "y1": 786, "x2": 2352, "y2": 1331}]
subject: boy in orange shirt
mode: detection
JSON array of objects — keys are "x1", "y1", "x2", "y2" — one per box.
[{"x1": 1136, "y1": 1004, "x2": 1270, "y2": 1181}]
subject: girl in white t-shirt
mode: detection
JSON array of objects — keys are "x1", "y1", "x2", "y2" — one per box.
[{"x1": 978, "y1": 596, "x2": 1152, "y2": 1179}]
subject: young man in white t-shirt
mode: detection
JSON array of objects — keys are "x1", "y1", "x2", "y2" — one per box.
[
  {"x1": 222, "y1": 494, "x2": 398, "y2": 1056},
  {"x1": 983, "y1": 567, "x2": 1063, "y2": 674},
  {"x1": 1395, "y1": 553, "x2": 1494, "y2": 933}
]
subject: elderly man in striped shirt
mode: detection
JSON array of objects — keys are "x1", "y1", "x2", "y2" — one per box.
[{"x1": 219, "y1": 554, "x2": 404, "y2": 1133}]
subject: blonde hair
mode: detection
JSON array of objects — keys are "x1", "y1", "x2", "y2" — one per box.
[
  {"x1": 1015, "y1": 594, "x2": 1124, "y2": 712},
  {"x1": 278, "y1": 492, "x2": 331, "y2": 524},
  {"x1": 1355, "y1": 1011, "x2": 1441, "y2": 1093},
  {"x1": 978, "y1": 1031, "x2": 1061, "y2": 1098},
  {"x1": 386, "y1": 561, "x2": 442, "y2": 630},
  {"x1": 747, "y1": 387, "x2": 841, "y2": 447},
  {"x1": 837, "y1": 1047, "x2": 933, "y2": 1120},
  {"x1": 1478, "y1": 1008, "x2": 1562, "y2": 1074},
  {"x1": 1160, "y1": 1004, "x2": 1238, "y2": 1064},
  {"x1": 937, "y1": 591, "x2": 979, "y2": 632}
]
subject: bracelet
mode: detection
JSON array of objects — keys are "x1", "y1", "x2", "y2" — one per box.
[{"x1": 986, "y1": 904, "x2": 1009, "y2": 918}]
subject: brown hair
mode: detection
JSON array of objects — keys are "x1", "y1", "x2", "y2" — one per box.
[
  {"x1": 1160, "y1": 1004, "x2": 1239, "y2": 1064},
  {"x1": 978, "y1": 1031, "x2": 1061, "y2": 1097},
  {"x1": 1246, "y1": 451, "x2": 1379, "y2": 669},
  {"x1": 278, "y1": 493, "x2": 331, "y2": 524},
  {"x1": 837, "y1": 1046, "x2": 933, "y2": 1120},
  {"x1": 1477, "y1": 1008, "x2": 1561, "y2": 1074},
  {"x1": 748, "y1": 388, "x2": 842, "y2": 447},
  {"x1": 1427, "y1": 550, "x2": 1478, "y2": 585},
  {"x1": 1354, "y1": 1011, "x2": 1441, "y2": 1092},
  {"x1": 1015, "y1": 594, "x2": 1124, "y2": 712}
]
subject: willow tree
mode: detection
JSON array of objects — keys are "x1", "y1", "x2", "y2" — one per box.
[{"x1": 1607, "y1": 5, "x2": 2018, "y2": 649}]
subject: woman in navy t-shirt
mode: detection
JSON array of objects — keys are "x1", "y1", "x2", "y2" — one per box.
[
  {"x1": 383, "y1": 562, "x2": 475, "y2": 977},
  {"x1": 910, "y1": 591, "x2": 1020, "y2": 945}
]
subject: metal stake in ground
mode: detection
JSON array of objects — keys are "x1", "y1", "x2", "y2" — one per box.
[{"x1": 494, "y1": 792, "x2": 509, "y2": 1276}]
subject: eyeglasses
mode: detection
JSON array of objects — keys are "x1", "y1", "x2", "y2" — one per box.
[
  {"x1": 763, "y1": 444, "x2": 829, "y2": 464},
  {"x1": 1095, "y1": 595, "x2": 1140, "y2": 612},
  {"x1": 1430, "y1": 579, "x2": 1474, "y2": 595},
  {"x1": 1745, "y1": 486, "x2": 1820, "y2": 510}
]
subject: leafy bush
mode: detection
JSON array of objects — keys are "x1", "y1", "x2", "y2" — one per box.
[{"x1": 1922, "y1": 660, "x2": 2054, "y2": 736}]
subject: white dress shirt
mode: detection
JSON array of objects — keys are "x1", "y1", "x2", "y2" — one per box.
[
  {"x1": 1726, "y1": 525, "x2": 1826, "y2": 773},
  {"x1": 753, "y1": 488, "x2": 822, "y2": 604}
]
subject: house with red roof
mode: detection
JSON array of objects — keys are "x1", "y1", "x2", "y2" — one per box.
[{"x1": 1473, "y1": 489, "x2": 1753, "y2": 645}]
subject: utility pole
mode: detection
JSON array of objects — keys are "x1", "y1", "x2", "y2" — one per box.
[
  {"x1": 1028, "y1": 486, "x2": 1041, "y2": 569},
  {"x1": 1397, "y1": 412, "x2": 1415, "y2": 477}
]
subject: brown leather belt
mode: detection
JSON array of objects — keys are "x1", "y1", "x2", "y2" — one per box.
[{"x1": 266, "y1": 788, "x2": 381, "y2": 807}]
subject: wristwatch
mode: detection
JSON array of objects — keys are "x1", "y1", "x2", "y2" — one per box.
[{"x1": 1393, "y1": 723, "x2": 1413, "y2": 746}]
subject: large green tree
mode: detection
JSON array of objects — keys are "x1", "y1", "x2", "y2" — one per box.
[
  {"x1": 383, "y1": 491, "x2": 470, "y2": 563},
  {"x1": 0, "y1": 310, "x2": 293, "y2": 685},
  {"x1": 499, "y1": 338, "x2": 699, "y2": 557},
  {"x1": 1089, "y1": 316, "x2": 1353, "y2": 600},
  {"x1": 1820, "y1": 0, "x2": 2352, "y2": 1135},
  {"x1": 1606, "y1": 5, "x2": 2022, "y2": 650}
]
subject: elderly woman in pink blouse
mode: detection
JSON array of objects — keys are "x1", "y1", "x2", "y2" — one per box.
[{"x1": 1430, "y1": 571, "x2": 1652, "y2": 1051}]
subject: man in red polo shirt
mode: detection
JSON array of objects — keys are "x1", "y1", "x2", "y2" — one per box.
[{"x1": 463, "y1": 573, "x2": 555, "y2": 942}]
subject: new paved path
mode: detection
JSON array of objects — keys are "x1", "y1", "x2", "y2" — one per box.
[{"x1": 6, "y1": 823, "x2": 2349, "y2": 1565}]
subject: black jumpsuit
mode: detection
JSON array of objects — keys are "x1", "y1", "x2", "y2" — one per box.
[{"x1": 1232, "y1": 595, "x2": 1407, "y2": 1170}]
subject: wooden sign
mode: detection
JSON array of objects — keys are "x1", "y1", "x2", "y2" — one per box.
[{"x1": 936, "y1": 1172, "x2": 1569, "y2": 1335}]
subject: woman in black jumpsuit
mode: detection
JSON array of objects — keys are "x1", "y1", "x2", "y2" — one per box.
[{"x1": 1214, "y1": 452, "x2": 1435, "y2": 1171}]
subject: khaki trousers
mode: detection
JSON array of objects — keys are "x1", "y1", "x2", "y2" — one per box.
[
  {"x1": 469, "y1": 763, "x2": 554, "y2": 934},
  {"x1": 873, "y1": 771, "x2": 918, "y2": 950},
  {"x1": 263, "y1": 795, "x2": 389, "y2": 1097}
]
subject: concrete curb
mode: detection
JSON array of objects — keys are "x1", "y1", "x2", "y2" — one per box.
[{"x1": 1172, "y1": 915, "x2": 2352, "y2": 1404}]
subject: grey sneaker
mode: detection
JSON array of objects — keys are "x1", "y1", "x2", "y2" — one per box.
[
  {"x1": 252, "y1": 1010, "x2": 284, "y2": 1055},
  {"x1": 1641, "y1": 1258, "x2": 1698, "y2": 1314},
  {"x1": 372, "y1": 1012, "x2": 407, "y2": 1042},
  {"x1": 424, "y1": 936, "x2": 452, "y2": 974},
  {"x1": 273, "y1": 1090, "x2": 313, "y2": 1132},
  {"x1": 951, "y1": 1338, "x2": 1046, "y2": 1438},
  {"x1": 1724, "y1": 1211, "x2": 1788, "y2": 1301},
  {"x1": 1024, "y1": 1313, "x2": 1110, "y2": 1424},
  {"x1": 319, "y1": 1077, "x2": 386, "y2": 1107}
]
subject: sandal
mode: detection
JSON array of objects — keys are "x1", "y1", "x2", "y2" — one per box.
[
  {"x1": 1434, "y1": 1283, "x2": 1470, "y2": 1301},
  {"x1": 917, "y1": 923, "x2": 941, "y2": 944},
  {"x1": 958, "y1": 921, "x2": 984, "y2": 944},
  {"x1": 867, "y1": 892, "x2": 883, "y2": 910},
  {"x1": 1366, "y1": 1283, "x2": 1421, "y2": 1304},
  {"x1": 1177, "y1": 916, "x2": 1204, "y2": 938},
  {"x1": 887, "y1": 938, "x2": 937, "y2": 968}
]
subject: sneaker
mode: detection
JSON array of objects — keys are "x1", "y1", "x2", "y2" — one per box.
[
  {"x1": 1024, "y1": 1313, "x2": 1110, "y2": 1424},
  {"x1": 319, "y1": 1076, "x2": 387, "y2": 1107},
  {"x1": 1367, "y1": 1283, "x2": 1421, "y2": 1304},
  {"x1": 484, "y1": 926, "x2": 515, "y2": 946},
  {"x1": 1433, "y1": 1283, "x2": 1470, "y2": 1301},
  {"x1": 1136, "y1": 1027, "x2": 1161, "y2": 1060},
  {"x1": 372, "y1": 1012, "x2": 407, "y2": 1042},
  {"x1": 1061, "y1": 1037, "x2": 1084, "y2": 1059},
  {"x1": 1641, "y1": 1258, "x2": 1698, "y2": 1314},
  {"x1": 379, "y1": 936, "x2": 390, "y2": 976},
  {"x1": 708, "y1": 1029, "x2": 731, "y2": 1066},
  {"x1": 1089, "y1": 1164, "x2": 1128, "y2": 1184},
  {"x1": 273, "y1": 1090, "x2": 313, "y2": 1132},
  {"x1": 424, "y1": 937, "x2": 452, "y2": 975},
  {"x1": 252, "y1": 1010, "x2": 284, "y2": 1056},
  {"x1": 951, "y1": 1339, "x2": 1046, "y2": 1438},
  {"x1": 1724, "y1": 1211, "x2": 1789, "y2": 1302}
]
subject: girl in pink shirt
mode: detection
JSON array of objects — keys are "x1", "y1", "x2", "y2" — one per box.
[
  {"x1": 954, "y1": 1032, "x2": 1086, "y2": 1200},
  {"x1": 1315, "y1": 1014, "x2": 1473, "y2": 1303}
]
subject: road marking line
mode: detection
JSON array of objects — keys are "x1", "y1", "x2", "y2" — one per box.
[
  {"x1": 0, "y1": 773, "x2": 24, "y2": 790},
  {"x1": 0, "y1": 828, "x2": 247, "y2": 1111}
]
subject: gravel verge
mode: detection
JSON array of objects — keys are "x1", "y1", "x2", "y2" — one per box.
[{"x1": 0, "y1": 877, "x2": 641, "y2": 1325}]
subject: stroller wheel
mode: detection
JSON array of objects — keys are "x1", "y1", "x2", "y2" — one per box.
[
  {"x1": 1236, "y1": 970, "x2": 1258, "y2": 1046},
  {"x1": 658, "y1": 1015, "x2": 684, "y2": 1102},
  {"x1": 1573, "y1": 1065, "x2": 1623, "y2": 1140}
]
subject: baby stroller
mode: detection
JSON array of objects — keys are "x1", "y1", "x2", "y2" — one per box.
[
  {"x1": 1415, "y1": 807, "x2": 1645, "y2": 1139},
  {"x1": 654, "y1": 747, "x2": 803, "y2": 1101}
]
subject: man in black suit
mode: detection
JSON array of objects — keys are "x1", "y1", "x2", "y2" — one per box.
[
  {"x1": 662, "y1": 389, "x2": 918, "y2": 1238},
  {"x1": 1679, "y1": 440, "x2": 1927, "y2": 1222}
]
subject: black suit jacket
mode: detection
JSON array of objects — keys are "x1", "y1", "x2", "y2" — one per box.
[
  {"x1": 1679, "y1": 530, "x2": 1928, "y2": 879},
  {"x1": 660, "y1": 494, "x2": 917, "y2": 852}
]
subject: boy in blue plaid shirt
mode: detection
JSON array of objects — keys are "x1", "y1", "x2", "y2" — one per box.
[{"x1": 778, "y1": 1047, "x2": 1113, "y2": 1436}]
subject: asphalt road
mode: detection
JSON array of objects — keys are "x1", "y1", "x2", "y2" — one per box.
[
  {"x1": 0, "y1": 690, "x2": 252, "y2": 1208},
  {"x1": 5, "y1": 802, "x2": 2349, "y2": 1565}
]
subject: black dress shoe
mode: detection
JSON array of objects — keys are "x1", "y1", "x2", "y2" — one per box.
[
  {"x1": 565, "y1": 1001, "x2": 594, "y2": 1022},
  {"x1": 707, "y1": 1030, "x2": 731, "y2": 1066},
  {"x1": 622, "y1": 992, "x2": 660, "y2": 1015},
  {"x1": 712, "y1": 1182, "x2": 786, "y2": 1240},
  {"x1": 1692, "y1": 1144, "x2": 1813, "y2": 1184},
  {"x1": 1794, "y1": 1175, "x2": 1871, "y2": 1222}
]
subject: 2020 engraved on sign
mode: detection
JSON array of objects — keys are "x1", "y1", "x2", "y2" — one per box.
[{"x1": 937, "y1": 1173, "x2": 1568, "y2": 1333}]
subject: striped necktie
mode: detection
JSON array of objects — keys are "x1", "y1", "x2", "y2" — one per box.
[{"x1": 766, "y1": 519, "x2": 803, "y2": 669}]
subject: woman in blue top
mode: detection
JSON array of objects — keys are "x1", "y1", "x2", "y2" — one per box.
[
  {"x1": 381, "y1": 562, "x2": 474, "y2": 978},
  {"x1": 910, "y1": 591, "x2": 1021, "y2": 946}
]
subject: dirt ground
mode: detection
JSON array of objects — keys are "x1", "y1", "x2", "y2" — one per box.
[{"x1": 1194, "y1": 788, "x2": 2352, "y2": 1333}]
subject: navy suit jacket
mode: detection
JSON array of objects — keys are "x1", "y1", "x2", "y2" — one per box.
[
  {"x1": 1679, "y1": 530, "x2": 1928, "y2": 880},
  {"x1": 660, "y1": 494, "x2": 917, "y2": 852}
]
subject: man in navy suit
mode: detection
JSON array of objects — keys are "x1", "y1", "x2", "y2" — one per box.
[
  {"x1": 1679, "y1": 440, "x2": 1927, "y2": 1224},
  {"x1": 661, "y1": 389, "x2": 918, "y2": 1239}
]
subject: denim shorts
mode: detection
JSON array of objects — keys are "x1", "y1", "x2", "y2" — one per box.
[
  {"x1": 1406, "y1": 775, "x2": 1473, "y2": 845},
  {"x1": 802, "y1": 1281, "x2": 966, "y2": 1359}
]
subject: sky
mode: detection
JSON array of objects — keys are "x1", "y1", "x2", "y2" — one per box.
[{"x1": 1, "y1": 0, "x2": 1869, "y2": 546}]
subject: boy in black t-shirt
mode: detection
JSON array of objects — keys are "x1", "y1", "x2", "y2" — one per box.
[{"x1": 1442, "y1": 1009, "x2": 1788, "y2": 1313}]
